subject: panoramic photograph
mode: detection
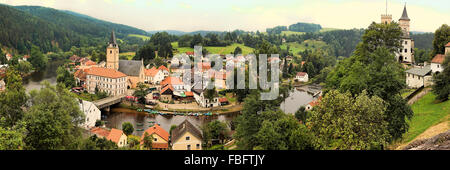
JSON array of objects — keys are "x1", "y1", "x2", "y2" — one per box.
[{"x1": 0, "y1": 0, "x2": 449, "y2": 161}]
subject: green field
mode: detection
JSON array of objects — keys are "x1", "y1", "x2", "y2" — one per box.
[
  {"x1": 128, "y1": 34, "x2": 151, "y2": 41},
  {"x1": 280, "y1": 40, "x2": 328, "y2": 56},
  {"x1": 403, "y1": 93, "x2": 450, "y2": 142},
  {"x1": 172, "y1": 42, "x2": 255, "y2": 55},
  {"x1": 120, "y1": 52, "x2": 136, "y2": 60}
]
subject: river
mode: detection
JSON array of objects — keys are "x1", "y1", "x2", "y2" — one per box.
[
  {"x1": 280, "y1": 84, "x2": 322, "y2": 114},
  {"x1": 104, "y1": 107, "x2": 239, "y2": 137},
  {"x1": 23, "y1": 60, "x2": 64, "y2": 92}
]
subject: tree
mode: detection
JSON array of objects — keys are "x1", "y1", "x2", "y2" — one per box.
[
  {"x1": 307, "y1": 90, "x2": 390, "y2": 150},
  {"x1": 24, "y1": 82, "x2": 85, "y2": 150},
  {"x1": 15, "y1": 61, "x2": 33, "y2": 75},
  {"x1": 122, "y1": 122, "x2": 134, "y2": 136},
  {"x1": 0, "y1": 69, "x2": 28, "y2": 127},
  {"x1": 56, "y1": 66, "x2": 76, "y2": 88},
  {"x1": 142, "y1": 132, "x2": 154, "y2": 150},
  {"x1": 0, "y1": 126, "x2": 25, "y2": 150},
  {"x1": 432, "y1": 55, "x2": 450, "y2": 101},
  {"x1": 0, "y1": 49, "x2": 7, "y2": 64},
  {"x1": 202, "y1": 120, "x2": 229, "y2": 146},
  {"x1": 233, "y1": 46, "x2": 242, "y2": 55},
  {"x1": 294, "y1": 106, "x2": 307, "y2": 124},
  {"x1": 325, "y1": 23, "x2": 413, "y2": 141},
  {"x1": 29, "y1": 45, "x2": 48, "y2": 71},
  {"x1": 127, "y1": 135, "x2": 140, "y2": 150},
  {"x1": 133, "y1": 83, "x2": 148, "y2": 104},
  {"x1": 204, "y1": 85, "x2": 217, "y2": 104},
  {"x1": 169, "y1": 125, "x2": 177, "y2": 135},
  {"x1": 431, "y1": 24, "x2": 450, "y2": 57}
]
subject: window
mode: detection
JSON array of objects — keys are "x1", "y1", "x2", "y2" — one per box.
[
  {"x1": 196, "y1": 144, "x2": 200, "y2": 149},
  {"x1": 405, "y1": 49, "x2": 407, "y2": 53},
  {"x1": 186, "y1": 136, "x2": 190, "y2": 141},
  {"x1": 438, "y1": 65, "x2": 440, "y2": 68},
  {"x1": 110, "y1": 50, "x2": 112, "y2": 54},
  {"x1": 405, "y1": 41, "x2": 408, "y2": 45},
  {"x1": 187, "y1": 145, "x2": 191, "y2": 150},
  {"x1": 154, "y1": 138, "x2": 157, "y2": 142}
]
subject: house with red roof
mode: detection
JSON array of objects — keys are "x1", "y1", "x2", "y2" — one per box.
[
  {"x1": 306, "y1": 96, "x2": 322, "y2": 111},
  {"x1": 89, "y1": 127, "x2": 128, "y2": 147},
  {"x1": 295, "y1": 72, "x2": 309, "y2": 82},
  {"x1": 430, "y1": 42, "x2": 450, "y2": 73},
  {"x1": 144, "y1": 65, "x2": 169, "y2": 84},
  {"x1": 140, "y1": 124, "x2": 170, "y2": 150}
]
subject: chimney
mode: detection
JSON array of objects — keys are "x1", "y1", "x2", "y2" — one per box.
[{"x1": 424, "y1": 62, "x2": 428, "y2": 67}]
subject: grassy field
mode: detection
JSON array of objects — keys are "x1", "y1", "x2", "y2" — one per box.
[
  {"x1": 172, "y1": 42, "x2": 255, "y2": 55},
  {"x1": 403, "y1": 93, "x2": 450, "y2": 142},
  {"x1": 280, "y1": 40, "x2": 328, "y2": 56},
  {"x1": 120, "y1": 52, "x2": 136, "y2": 60},
  {"x1": 401, "y1": 89, "x2": 416, "y2": 98},
  {"x1": 128, "y1": 34, "x2": 151, "y2": 41}
]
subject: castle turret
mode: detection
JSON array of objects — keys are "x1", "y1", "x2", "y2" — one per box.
[
  {"x1": 107, "y1": 30, "x2": 120, "y2": 70},
  {"x1": 399, "y1": 5, "x2": 410, "y2": 37}
]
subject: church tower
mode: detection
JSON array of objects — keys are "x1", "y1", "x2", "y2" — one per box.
[{"x1": 106, "y1": 30, "x2": 120, "y2": 70}]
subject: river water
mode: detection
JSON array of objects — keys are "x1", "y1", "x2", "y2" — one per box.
[
  {"x1": 104, "y1": 107, "x2": 239, "y2": 137},
  {"x1": 23, "y1": 60, "x2": 64, "y2": 92},
  {"x1": 280, "y1": 85, "x2": 322, "y2": 114}
]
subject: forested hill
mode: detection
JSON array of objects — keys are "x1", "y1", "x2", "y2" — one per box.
[
  {"x1": 15, "y1": 6, "x2": 148, "y2": 37},
  {"x1": 0, "y1": 4, "x2": 148, "y2": 54}
]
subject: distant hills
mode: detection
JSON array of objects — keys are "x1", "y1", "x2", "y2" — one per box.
[
  {"x1": 147, "y1": 30, "x2": 224, "y2": 36},
  {"x1": 0, "y1": 4, "x2": 149, "y2": 53}
]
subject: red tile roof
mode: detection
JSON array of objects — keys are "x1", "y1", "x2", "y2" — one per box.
[
  {"x1": 90, "y1": 127, "x2": 110, "y2": 138},
  {"x1": 431, "y1": 54, "x2": 445, "y2": 64},
  {"x1": 161, "y1": 77, "x2": 183, "y2": 86},
  {"x1": 186, "y1": 51, "x2": 195, "y2": 55},
  {"x1": 185, "y1": 91, "x2": 194, "y2": 97},
  {"x1": 23, "y1": 55, "x2": 30, "y2": 59},
  {"x1": 86, "y1": 67, "x2": 127, "y2": 79},
  {"x1": 107, "y1": 128, "x2": 124, "y2": 144},
  {"x1": 145, "y1": 67, "x2": 159, "y2": 77},
  {"x1": 446, "y1": 42, "x2": 450, "y2": 47},
  {"x1": 219, "y1": 98, "x2": 228, "y2": 103},
  {"x1": 308, "y1": 96, "x2": 322, "y2": 107},
  {"x1": 161, "y1": 85, "x2": 174, "y2": 95},
  {"x1": 152, "y1": 143, "x2": 169, "y2": 149},
  {"x1": 197, "y1": 63, "x2": 211, "y2": 70},
  {"x1": 140, "y1": 124, "x2": 170, "y2": 143},
  {"x1": 74, "y1": 68, "x2": 90, "y2": 81},
  {"x1": 84, "y1": 60, "x2": 97, "y2": 66},
  {"x1": 297, "y1": 72, "x2": 307, "y2": 77}
]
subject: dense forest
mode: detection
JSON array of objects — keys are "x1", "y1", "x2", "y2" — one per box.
[
  {"x1": 0, "y1": 4, "x2": 148, "y2": 54},
  {"x1": 266, "y1": 22, "x2": 323, "y2": 34}
]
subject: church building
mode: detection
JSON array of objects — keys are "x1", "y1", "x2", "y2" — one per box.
[{"x1": 106, "y1": 31, "x2": 145, "y2": 88}]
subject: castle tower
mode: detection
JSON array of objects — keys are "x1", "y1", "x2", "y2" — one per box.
[
  {"x1": 106, "y1": 30, "x2": 120, "y2": 70},
  {"x1": 399, "y1": 5, "x2": 410, "y2": 37},
  {"x1": 381, "y1": 0, "x2": 392, "y2": 24},
  {"x1": 396, "y1": 4, "x2": 414, "y2": 63}
]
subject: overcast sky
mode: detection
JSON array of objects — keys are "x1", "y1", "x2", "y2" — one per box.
[{"x1": 1, "y1": 0, "x2": 448, "y2": 32}]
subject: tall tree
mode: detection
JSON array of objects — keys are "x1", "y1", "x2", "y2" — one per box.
[
  {"x1": 432, "y1": 55, "x2": 450, "y2": 101},
  {"x1": 0, "y1": 69, "x2": 28, "y2": 127},
  {"x1": 431, "y1": 24, "x2": 450, "y2": 56},
  {"x1": 56, "y1": 66, "x2": 76, "y2": 88},
  {"x1": 29, "y1": 45, "x2": 48, "y2": 71},
  {"x1": 307, "y1": 90, "x2": 390, "y2": 150},
  {"x1": 122, "y1": 122, "x2": 134, "y2": 136},
  {"x1": 24, "y1": 82, "x2": 85, "y2": 150}
]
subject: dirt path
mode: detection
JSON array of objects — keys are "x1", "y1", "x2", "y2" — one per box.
[{"x1": 396, "y1": 118, "x2": 450, "y2": 150}]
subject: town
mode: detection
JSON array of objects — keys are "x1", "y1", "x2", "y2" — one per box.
[{"x1": 0, "y1": 1, "x2": 449, "y2": 151}]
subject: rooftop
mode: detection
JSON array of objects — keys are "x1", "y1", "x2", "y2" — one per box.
[
  {"x1": 171, "y1": 120, "x2": 202, "y2": 143},
  {"x1": 140, "y1": 124, "x2": 170, "y2": 143},
  {"x1": 107, "y1": 128, "x2": 124, "y2": 144},
  {"x1": 406, "y1": 66, "x2": 432, "y2": 76},
  {"x1": 119, "y1": 60, "x2": 144, "y2": 77},
  {"x1": 86, "y1": 67, "x2": 127, "y2": 78},
  {"x1": 431, "y1": 54, "x2": 445, "y2": 64}
]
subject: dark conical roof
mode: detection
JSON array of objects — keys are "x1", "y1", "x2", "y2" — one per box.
[
  {"x1": 399, "y1": 5, "x2": 410, "y2": 21},
  {"x1": 109, "y1": 30, "x2": 117, "y2": 45}
]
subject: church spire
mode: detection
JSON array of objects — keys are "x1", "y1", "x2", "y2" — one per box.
[
  {"x1": 399, "y1": 4, "x2": 410, "y2": 21},
  {"x1": 109, "y1": 30, "x2": 117, "y2": 46}
]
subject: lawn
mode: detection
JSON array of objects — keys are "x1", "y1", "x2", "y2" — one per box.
[
  {"x1": 172, "y1": 42, "x2": 255, "y2": 55},
  {"x1": 280, "y1": 40, "x2": 328, "y2": 56},
  {"x1": 401, "y1": 88, "x2": 416, "y2": 98},
  {"x1": 128, "y1": 34, "x2": 151, "y2": 41},
  {"x1": 403, "y1": 93, "x2": 450, "y2": 142}
]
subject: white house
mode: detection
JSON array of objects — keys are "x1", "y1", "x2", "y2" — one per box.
[
  {"x1": 192, "y1": 83, "x2": 220, "y2": 108},
  {"x1": 431, "y1": 54, "x2": 445, "y2": 73},
  {"x1": 405, "y1": 65, "x2": 432, "y2": 88},
  {"x1": 295, "y1": 72, "x2": 309, "y2": 82},
  {"x1": 78, "y1": 100, "x2": 101, "y2": 129}
]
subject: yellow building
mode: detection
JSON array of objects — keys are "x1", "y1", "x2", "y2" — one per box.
[
  {"x1": 140, "y1": 124, "x2": 170, "y2": 150},
  {"x1": 171, "y1": 120, "x2": 203, "y2": 150}
]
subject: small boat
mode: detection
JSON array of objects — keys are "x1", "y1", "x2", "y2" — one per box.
[
  {"x1": 136, "y1": 123, "x2": 144, "y2": 126},
  {"x1": 136, "y1": 129, "x2": 144, "y2": 131}
]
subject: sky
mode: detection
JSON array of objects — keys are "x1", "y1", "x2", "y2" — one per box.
[{"x1": 0, "y1": 0, "x2": 449, "y2": 33}]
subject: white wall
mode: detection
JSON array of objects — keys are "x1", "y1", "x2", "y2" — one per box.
[
  {"x1": 406, "y1": 73, "x2": 425, "y2": 88},
  {"x1": 396, "y1": 39, "x2": 413, "y2": 63},
  {"x1": 431, "y1": 63, "x2": 443, "y2": 73},
  {"x1": 79, "y1": 100, "x2": 101, "y2": 129}
]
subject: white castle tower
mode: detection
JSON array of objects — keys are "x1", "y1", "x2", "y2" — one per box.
[{"x1": 396, "y1": 5, "x2": 415, "y2": 63}]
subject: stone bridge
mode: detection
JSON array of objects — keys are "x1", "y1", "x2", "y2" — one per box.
[{"x1": 93, "y1": 95, "x2": 126, "y2": 110}]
